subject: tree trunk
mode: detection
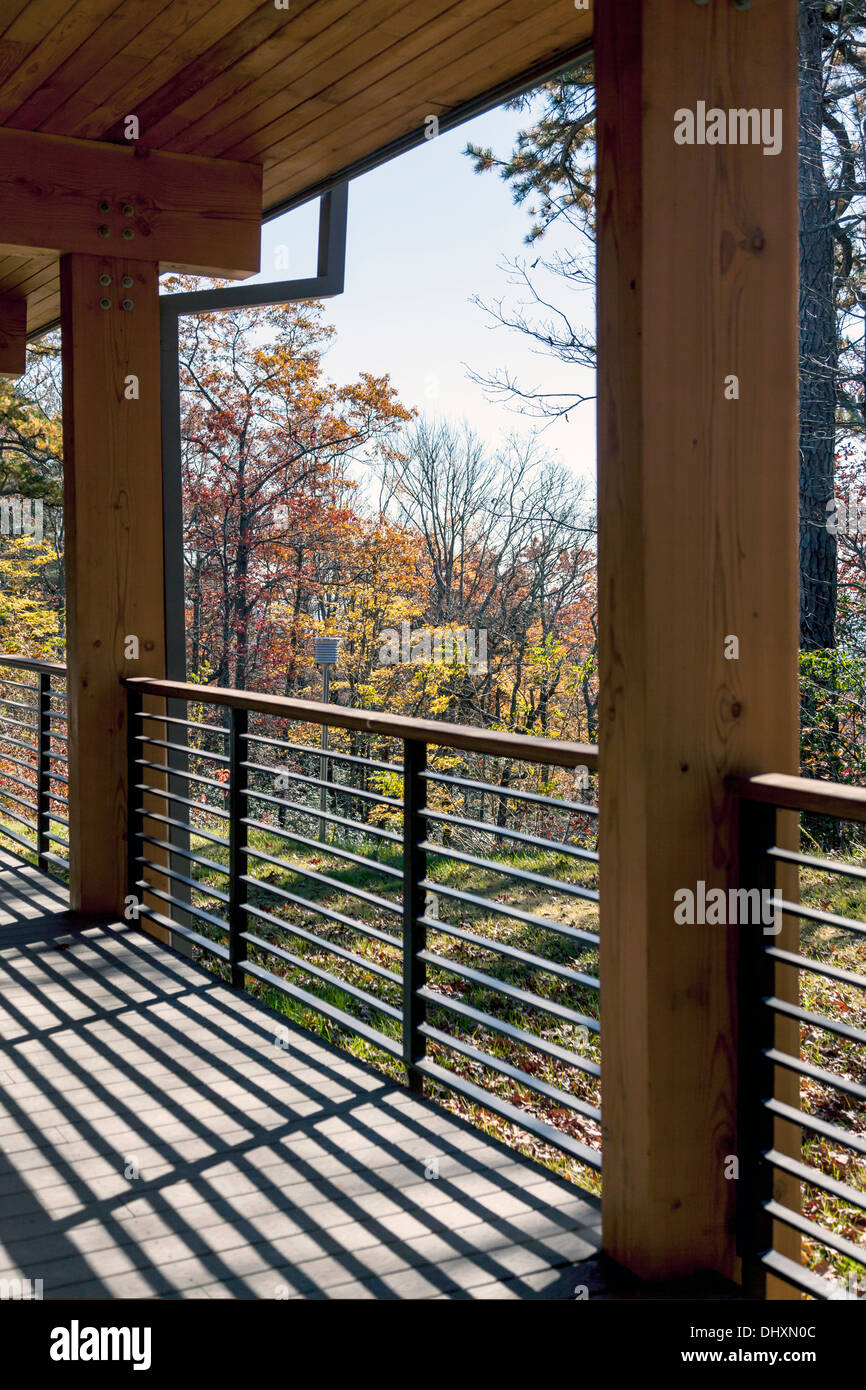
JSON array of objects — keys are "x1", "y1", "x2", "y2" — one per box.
[{"x1": 799, "y1": 0, "x2": 837, "y2": 651}]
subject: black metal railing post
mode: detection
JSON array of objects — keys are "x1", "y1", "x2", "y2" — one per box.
[
  {"x1": 35, "y1": 670, "x2": 51, "y2": 872},
  {"x1": 736, "y1": 794, "x2": 779, "y2": 1300},
  {"x1": 402, "y1": 738, "x2": 427, "y2": 1091},
  {"x1": 228, "y1": 706, "x2": 248, "y2": 989},
  {"x1": 126, "y1": 684, "x2": 144, "y2": 912}
]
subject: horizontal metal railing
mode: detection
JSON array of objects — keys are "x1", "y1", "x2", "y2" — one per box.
[
  {"x1": 732, "y1": 773, "x2": 866, "y2": 1301},
  {"x1": 125, "y1": 676, "x2": 601, "y2": 1172},
  {"x1": 0, "y1": 655, "x2": 69, "y2": 876}
]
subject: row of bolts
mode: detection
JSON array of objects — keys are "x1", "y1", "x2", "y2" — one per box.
[{"x1": 97, "y1": 200, "x2": 137, "y2": 310}]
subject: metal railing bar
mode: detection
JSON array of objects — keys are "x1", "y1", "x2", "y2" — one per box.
[
  {"x1": 132, "y1": 809, "x2": 229, "y2": 849},
  {"x1": 47, "y1": 768, "x2": 68, "y2": 784},
  {"x1": 41, "y1": 849, "x2": 68, "y2": 870},
  {"x1": 132, "y1": 711, "x2": 229, "y2": 737},
  {"x1": 764, "y1": 1098, "x2": 866, "y2": 1155},
  {"x1": 0, "y1": 734, "x2": 38, "y2": 756},
  {"x1": 765, "y1": 945, "x2": 866, "y2": 991},
  {"x1": 0, "y1": 786, "x2": 37, "y2": 814},
  {"x1": 757, "y1": 1250, "x2": 837, "y2": 1301},
  {"x1": 414, "y1": 1057, "x2": 603, "y2": 1168},
  {"x1": 422, "y1": 841, "x2": 599, "y2": 903},
  {"x1": 0, "y1": 823, "x2": 36, "y2": 853},
  {"x1": 763, "y1": 1046, "x2": 866, "y2": 1102},
  {"x1": 245, "y1": 733, "x2": 402, "y2": 774},
  {"x1": 42, "y1": 811, "x2": 68, "y2": 826},
  {"x1": 0, "y1": 769, "x2": 38, "y2": 795},
  {"x1": 0, "y1": 715, "x2": 38, "y2": 736},
  {"x1": 138, "y1": 834, "x2": 229, "y2": 879},
  {"x1": 767, "y1": 844, "x2": 866, "y2": 880},
  {"x1": 423, "y1": 769, "x2": 598, "y2": 815},
  {"x1": 241, "y1": 905, "x2": 401, "y2": 987},
  {"x1": 44, "y1": 828, "x2": 69, "y2": 848},
  {"x1": 418, "y1": 916, "x2": 600, "y2": 991},
  {"x1": 766, "y1": 1148, "x2": 866, "y2": 1211},
  {"x1": 241, "y1": 842, "x2": 402, "y2": 917},
  {"x1": 776, "y1": 896, "x2": 866, "y2": 936},
  {"x1": 136, "y1": 857, "x2": 230, "y2": 905},
  {"x1": 132, "y1": 879, "x2": 230, "y2": 935},
  {"x1": 245, "y1": 798, "x2": 401, "y2": 845},
  {"x1": 136, "y1": 904, "x2": 230, "y2": 961},
  {"x1": 763, "y1": 1200, "x2": 866, "y2": 1268},
  {"x1": 240, "y1": 812, "x2": 402, "y2": 881},
  {"x1": 132, "y1": 784, "x2": 231, "y2": 820},
  {"x1": 0, "y1": 754, "x2": 36, "y2": 775},
  {"x1": 0, "y1": 696, "x2": 37, "y2": 715},
  {"x1": 241, "y1": 957, "x2": 404, "y2": 1058},
  {"x1": 417, "y1": 877, "x2": 600, "y2": 944},
  {"x1": 45, "y1": 752, "x2": 68, "y2": 764},
  {"x1": 0, "y1": 679, "x2": 38, "y2": 693},
  {"x1": 135, "y1": 758, "x2": 226, "y2": 793},
  {"x1": 421, "y1": 807, "x2": 599, "y2": 862},
  {"x1": 241, "y1": 762, "x2": 401, "y2": 807},
  {"x1": 240, "y1": 925, "x2": 402, "y2": 1017},
  {"x1": 0, "y1": 804, "x2": 39, "y2": 833},
  {"x1": 765, "y1": 995, "x2": 866, "y2": 1047},
  {"x1": 239, "y1": 869, "x2": 401, "y2": 949},
  {"x1": 415, "y1": 990, "x2": 599, "y2": 1077},
  {"x1": 418, "y1": 950, "x2": 601, "y2": 1032},
  {"x1": 135, "y1": 734, "x2": 229, "y2": 765},
  {"x1": 419, "y1": 1022, "x2": 601, "y2": 1122}
]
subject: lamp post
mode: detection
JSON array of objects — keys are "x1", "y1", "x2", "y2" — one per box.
[{"x1": 314, "y1": 636, "x2": 339, "y2": 842}]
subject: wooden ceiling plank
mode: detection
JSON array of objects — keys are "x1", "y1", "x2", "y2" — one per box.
[
  {"x1": 44, "y1": 0, "x2": 264, "y2": 139},
  {"x1": 263, "y1": 2, "x2": 586, "y2": 204},
  {"x1": 242, "y1": 0, "x2": 580, "y2": 176},
  {"x1": 11, "y1": 0, "x2": 178, "y2": 131},
  {"x1": 170, "y1": 0, "x2": 459, "y2": 159},
  {"x1": 0, "y1": 0, "x2": 118, "y2": 123},
  {"x1": 0, "y1": 3, "x2": 38, "y2": 43},
  {"x1": 2, "y1": 0, "x2": 77, "y2": 45},
  {"x1": 219, "y1": 0, "x2": 499, "y2": 164},
  {"x1": 0, "y1": 127, "x2": 262, "y2": 276},
  {"x1": 58, "y1": 0, "x2": 276, "y2": 141},
  {"x1": 142, "y1": 0, "x2": 367, "y2": 152}
]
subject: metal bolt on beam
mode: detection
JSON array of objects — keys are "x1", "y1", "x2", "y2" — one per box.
[
  {"x1": 99, "y1": 273, "x2": 111, "y2": 286},
  {"x1": 121, "y1": 299, "x2": 134, "y2": 311},
  {"x1": 99, "y1": 298, "x2": 111, "y2": 310},
  {"x1": 122, "y1": 228, "x2": 134, "y2": 241}
]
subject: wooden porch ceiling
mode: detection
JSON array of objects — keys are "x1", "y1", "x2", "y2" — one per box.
[{"x1": 0, "y1": 0, "x2": 593, "y2": 339}]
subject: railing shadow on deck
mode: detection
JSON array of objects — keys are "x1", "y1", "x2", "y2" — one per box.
[{"x1": 0, "y1": 850, "x2": 600, "y2": 1300}]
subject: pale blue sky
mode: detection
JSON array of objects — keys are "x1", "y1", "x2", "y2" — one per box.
[{"x1": 252, "y1": 102, "x2": 597, "y2": 490}]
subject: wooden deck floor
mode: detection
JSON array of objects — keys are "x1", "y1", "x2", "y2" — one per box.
[{"x1": 0, "y1": 850, "x2": 600, "y2": 1299}]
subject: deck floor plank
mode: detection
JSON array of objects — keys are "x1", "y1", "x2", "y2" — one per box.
[{"x1": 0, "y1": 849, "x2": 599, "y2": 1299}]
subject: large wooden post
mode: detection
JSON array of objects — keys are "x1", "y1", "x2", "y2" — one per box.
[
  {"x1": 60, "y1": 256, "x2": 165, "y2": 915},
  {"x1": 0, "y1": 127, "x2": 264, "y2": 916},
  {"x1": 596, "y1": 0, "x2": 800, "y2": 1282}
]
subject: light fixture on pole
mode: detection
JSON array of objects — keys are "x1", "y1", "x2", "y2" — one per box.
[{"x1": 314, "y1": 636, "x2": 340, "y2": 842}]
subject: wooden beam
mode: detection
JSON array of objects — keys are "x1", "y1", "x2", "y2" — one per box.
[
  {"x1": 0, "y1": 127, "x2": 262, "y2": 276},
  {"x1": 596, "y1": 0, "x2": 801, "y2": 1287},
  {"x1": 0, "y1": 294, "x2": 26, "y2": 375},
  {"x1": 60, "y1": 253, "x2": 167, "y2": 916}
]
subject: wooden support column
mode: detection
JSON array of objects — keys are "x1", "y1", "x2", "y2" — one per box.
[
  {"x1": 596, "y1": 0, "x2": 800, "y2": 1283},
  {"x1": 60, "y1": 255, "x2": 165, "y2": 916}
]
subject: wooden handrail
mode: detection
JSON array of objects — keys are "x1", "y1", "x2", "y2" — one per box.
[
  {"x1": 0, "y1": 654, "x2": 67, "y2": 675},
  {"x1": 124, "y1": 676, "x2": 599, "y2": 771},
  {"x1": 728, "y1": 772, "x2": 866, "y2": 825}
]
